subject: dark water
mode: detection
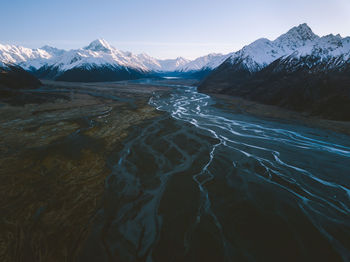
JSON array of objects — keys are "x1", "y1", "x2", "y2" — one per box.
[{"x1": 81, "y1": 84, "x2": 350, "y2": 262}]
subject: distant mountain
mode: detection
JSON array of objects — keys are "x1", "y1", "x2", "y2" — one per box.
[
  {"x1": 179, "y1": 53, "x2": 230, "y2": 72},
  {"x1": 158, "y1": 57, "x2": 190, "y2": 72},
  {"x1": 199, "y1": 24, "x2": 322, "y2": 93},
  {"x1": 0, "y1": 39, "x2": 233, "y2": 81},
  {"x1": 0, "y1": 43, "x2": 52, "y2": 71},
  {"x1": 40, "y1": 45, "x2": 66, "y2": 57},
  {"x1": 228, "y1": 23, "x2": 319, "y2": 72},
  {"x1": 199, "y1": 24, "x2": 350, "y2": 121},
  {"x1": 0, "y1": 62, "x2": 41, "y2": 89},
  {"x1": 38, "y1": 40, "x2": 154, "y2": 81},
  {"x1": 0, "y1": 62, "x2": 67, "y2": 106}
]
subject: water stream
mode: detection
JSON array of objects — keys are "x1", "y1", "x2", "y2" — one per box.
[{"x1": 81, "y1": 84, "x2": 350, "y2": 262}]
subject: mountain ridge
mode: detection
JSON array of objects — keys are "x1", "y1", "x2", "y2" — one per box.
[
  {"x1": 1, "y1": 23, "x2": 349, "y2": 84},
  {"x1": 199, "y1": 24, "x2": 350, "y2": 121},
  {"x1": 0, "y1": 39, "x2": 221, "y2": 75}
]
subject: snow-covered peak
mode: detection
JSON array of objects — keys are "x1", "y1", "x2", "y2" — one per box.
[
  {"x1": 158, "y1": 57, "x2": 190, "y2": 71},
  {"x1": 40, "y1": 45, "x2": 66, "y2": 57},
  {"x1": 287, "y1": 33, "x2": 350, "y2": 60},
  {"x1": 276, "y1": 23, "x2": 318, "y2": 43},
  {"x1": 0, "y1": 40, "x2": 192, "y2": 73},
  {"x1": 136, "y1": 53, "x2": 162, "y2": 71},
  {"x1": 179, "y1": 53, "x2": 230, "y2": 71},
  {"x1": 171, "y1": 57, "x2": 190, "y2": 66},
  {"x1": 2, "y1": 24, "x2": 349, "y2": 75},
  {"x1": 318, "y1": 34, "x2": 343, "y2": 47},
  {"x1": 48, "y1": 48, "x2": 151, "y2": 72},
  {"x1": 231, "y1": 38, "x2": 281, "y2": 71},
  {"x1": 273, "y1": 23, "x2": 319, "y2": 54},
  {"x1": 228, "y1": 23, "x2": 323, "y2": 71},
  {"x1": 84, "y1": 38, "x2": 113, "y2": 53},
  {"x1": 0, "y1": 43, "x2": 52, "y2": 70}
]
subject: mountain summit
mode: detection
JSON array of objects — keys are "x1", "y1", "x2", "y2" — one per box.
[
  {"x1": 227, "y1": 23, "x2": 322, "y2": 72},
  {"x1": 84, "y1": 39, "x2": 113, "y2": 53},
  {"x1": 278, "y1": 23, "x2": 319, "y2": 42}
]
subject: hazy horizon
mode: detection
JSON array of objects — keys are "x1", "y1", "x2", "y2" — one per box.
[{"x1": 1, "y1": 0, "x2": 350, "y2": 59}]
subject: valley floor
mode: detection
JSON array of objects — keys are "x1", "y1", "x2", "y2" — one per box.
[
  {"x1": 0, "y1": 80, "x2": 169, "y2": 262},
  {"x1": 0, "y1": 79, "x2": 349, "y2": 262}
]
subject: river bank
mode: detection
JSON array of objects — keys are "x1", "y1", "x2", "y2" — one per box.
[
  {"x1": 208, "y1": 93, "x2": 350, "y2": 137},
  {"x1": 1, "y1": 79, "x2": 350, "y2": 262},
  {"x1": 80, "y1": 82, "x2": 350, "y2": 262}
]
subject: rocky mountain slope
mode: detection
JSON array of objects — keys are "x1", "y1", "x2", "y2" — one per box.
[
  {"x1": 0, "y1": 62, "x2": 46, "y2": 105},
  {"x1": 0, "y1": 62, "x2": 41, "y2": 89},
  {"x1": 199, "y1": 24, "x2": 350, "y2": 120}
]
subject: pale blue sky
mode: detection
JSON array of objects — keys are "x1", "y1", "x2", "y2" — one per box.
[{"x1": 1, "y1": 0, "x2": 350, "y2": 59}]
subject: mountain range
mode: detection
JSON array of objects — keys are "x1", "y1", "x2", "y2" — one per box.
[
  {"x1": 198, "y1": 23, "x2": 350, "y2": 121},
  {"x1": 0, "y1": 39, "x2": 228, "y2": 82},
  {"x1": 1, "y1": 23, "x2": 350, "y2": 120},
  {"x1": 1, "y1": 24, "x2": 349, "y2": 82}
]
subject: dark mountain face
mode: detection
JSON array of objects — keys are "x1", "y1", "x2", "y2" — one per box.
[
  {"x1": 198, "y1": 23, "x2": 350, "y2": 121},
  {"x1": 0, "y1": 64, "x2": 62, "y2": 106},
  {"x1": 54, "y1": 66, "x2": 148, "y2": 82},
  {"x1": 31, "y1": 65, "x2": 61, "y2": 80},
  {"x1": 30, "y1": 65, "x2": 149, "y2": 82},
  {"x1": 198, "y1": 58, "x2": 254, "y2": 93},
  {"x1": 199, "y1": 57, "x2": 350, "y2": 121},
  {"x1": 0, "y1": 64, "x2": 41, "y2": 89}
]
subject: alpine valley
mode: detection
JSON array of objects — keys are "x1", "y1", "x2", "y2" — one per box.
[
  {"x1": 2, "y1": 23, "x2": 350, "y2": 262},
  {"x1": 1, "y1": 23, "x2": 350, "y2": 120}
]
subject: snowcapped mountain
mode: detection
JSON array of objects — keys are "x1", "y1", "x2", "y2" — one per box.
[
  {"x1": 0, "y1": 43, "x2": 52, "y2": 70},
  {"x1": 23, "y1": 39, "x2": 164, "y2": 81},
  {"x1": 135, "y1": 53, "x2": 163, "y2": 71},
  {"x1": 0, "y1": 39, "x2": 207, "y2": 74},
  {"x1": 84, "y1": 39, "x2": 113, "y2": 53},
  {"x1": 45, "y1": 39, "x2": 160, "y2": 73},
  {"x1": 199, "y1": 23, "x2": 350, "y2": 121},
  {"x1": 40, "y1": 45, "x2": 66, "y2": 57},
  {"x1": 31, "y1": 39, "x2": 205, "y2": 80},
  {"x1": 275, "y1": 34, "x2": 350, "y2": 72},
  {"x1": 227, "y1": 23, "x2": 319, "y2": 72},
  {"x1": 0, "y1": 38, "x2": 233, "y2": 81},
  {"x1": 157, "y1": 57, "x2": 190, "y2": 71},
  {"x1": 178, "y1": 53, "x2": 230, "y2": 71},
  {"x1": 2, "y1": 23, "x2": 349, "y2": 83},
  {"x1": 222, "y1": 23, "x2": 350, "y2": 74},
  {"x1": 201, "y1": 23, "x2": 350, "y2": 81}
]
